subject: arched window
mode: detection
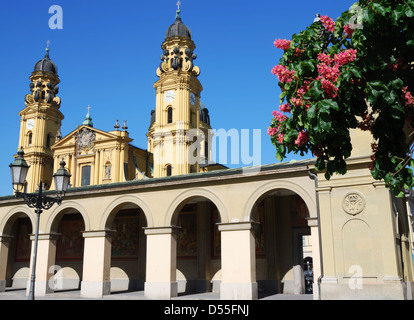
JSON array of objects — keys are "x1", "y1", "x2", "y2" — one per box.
[
  {"x1": 81, "y1": 165, "x2": 91, "y2": 186},
  {"x1": 167, "y1": 107, "x2": 173, "y2": 124},
  {"x1": 204, "y1": 141, "x2": 209, "y2": 159},
  {"x1": 166, "y1": 165, "x2": 172, "y2": 177},
  {"x1": 28, "y1": 133, "x2": 33, "y2": 147},
  {"x1": 46, "y1": 134, "x2": 51, "y2": 149}
]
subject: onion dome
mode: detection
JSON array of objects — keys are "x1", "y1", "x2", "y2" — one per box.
[
  {"x1": 34, "y1": 47, "x2": 58, "y2": 75},
  {"x1": 83, "y1": 106, "x2": 93, "y2": 127},
  {"x1": 165, "y1": 9, "x2": 192, "y2": 40}
]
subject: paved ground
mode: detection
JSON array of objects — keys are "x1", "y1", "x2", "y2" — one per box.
[{"x1": 0, "y1": 288, "x2": 314, "y2": 300}]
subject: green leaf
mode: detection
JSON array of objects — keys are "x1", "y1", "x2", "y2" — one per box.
[
  {"x1": 304, "y1": 81, "x2": 323, "y2": 100},
  {"x1": 318, "y1": 99, "x2": 338, "y2": 114},
  {"x1": 372, "y1": 3, "x2": 387, "y2": 16},
  {"x1": 395, "y1": 190, "x2": 405, "y2": 198},
  {"x1": 315, "y1": 157, "x2": 326, "y2": 171},
  {"x1": 336, "y1": 158, "x2": 347, "y2": 175},
  {"x1": 389, "y1": 78, "x2": 403, "y2": 90},
  {"x1": 349, "y1": 66, "x2": 363, "y2": 79},
  {"x1": 323, "y1": 99, "x2": 339, "y2": 112},
  {"x1": 307, "y1": 103, "x2": 318, "y2": 120},
  {"x1": 406, "y1": 6, "x2": 414, "y2": 17},
  {"x1": 279, "y1": 91, "x2": 287, "y2": 104},
  {"x1": 275, "y1": 151, "x2": 283, "y2": 162},
  {"x1": 341, "y1": 70, "x2": 352, "y2": 83},
  {"x1": 300, "y1": 60, "x2": 316, "y2": 74},
  {"x1": 392, "y1": 4, "x2": 404, "y2": 24},
  {"x1": 369, "y1": 80, "x2": 387, "y2": 91},
  {"x1": 319, "y1": 113, "x2": 332, "y2": 132}
]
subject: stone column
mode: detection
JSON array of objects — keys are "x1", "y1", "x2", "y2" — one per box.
[
  {"x1": 31, "y1": 233, "x2": 59, "y2": 296},
  {"x1": 218, "y1": 221, "x2": 258, "y2": 300},
  {"x1": 144, "y1": 226, "x2": 179, "y2": 300},
  {"x1": 0, "y1": 236, "x2": 13, "y2": 292},
  {"x1": 81, "y1": 230, "x2": 114, "y2": 298}
]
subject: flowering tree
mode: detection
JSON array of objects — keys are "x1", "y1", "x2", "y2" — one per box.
[{"x1": 268, "y1": 0, "x2": 414, "y2": 197}]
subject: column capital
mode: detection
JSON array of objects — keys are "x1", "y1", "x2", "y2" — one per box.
[
  {"x1": 316, "y1": 186, "x2": 332, "y2": 193},
  {"x1": 372, "y1": 181, "x2": 387, "y2": 189},
  {"x1": 143, "y1": 226, "x2": 181, "y2": 235},
  {"x1": 217, "y1": 221, "x2": 259, "y2": 232},
  {"x1": 29, "y1": 233, "x2": 60, "y2": 241},
  {"x1": 305, "y1": 217, "x2": 319, "y2": 227},
  {"x1": 81, "y1": 230, "x2": 116, "y2": 238}
]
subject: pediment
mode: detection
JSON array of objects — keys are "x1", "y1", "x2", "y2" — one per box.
[{"x1": 52, "y1": 125, "x2": 129, "y2": 150}]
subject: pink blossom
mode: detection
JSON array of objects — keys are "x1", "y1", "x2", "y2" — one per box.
[
  {"x1": 320, "y1": 78, "x2": 338, "y2": 99},
  {"x1": 295, "y1": 130, "x2": 309, "y2": 147},
  {"x1": 271, "y1": 65, "x2": 296, "y2": 83},
  {"x1": 277, "y1": 133, "x2": 284, "y2": 144},
  {"x1": 279, "y1": 103, "x2": 292, "y2": 113},
  {"x1": 320, "y1": 15, "x2": 335, "y2": 33},
  {"x1": 272, "y1": 110, "x2": 288, "y2": 123},
  {"x1": 357, "y1": 113, "x2": 375, "y2": 132},
  {"x1": 291, "y1": 97, "x2": 303, "y2": 107},
  {"x1": 344, "y1": 24, "x2": 355, "y2": 37},
  {"x1": 368, "y1": 162, "x2": 375, "y2": 171},
  {"x1": 267, "y1": 127, "x2": 277, "y2": 137},
  {"x1": 403, "y1": 87, "x2": 414, "y2": 107},
  {"x1": 317, "y1": 52, "x2": 334, "y2": 65},
  {"x1": 334, "y1": 49, "x2": 357, "y2": 66},
  {"x1": 294, "y1": 48, "x2": 305, "y2": 57},
  {"x1": 312, "y1": 148, "x2": 323, "y2": 158},
  {"x1": 274, "y1": 39, "x2": 291, "y2": 51},
  {"x1": 317, "y1": 63, "x2": 340, "y2": 82}
]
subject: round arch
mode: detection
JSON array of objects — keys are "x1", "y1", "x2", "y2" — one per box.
[
  {"x1": 242, "y1": 179, "x2": 316, "y2": 222},
  {"x1": 165, "y1": 188, "x2": 229, "y2": 226},
  {"x1": 0, "y1": 206, "x2": 35, "y2": 236},
  {"x1": 100, "y1": 194, "x2": 154, "y2": 230},
  {"x1": 45, "y1": 201, "x2": 91, "y2": 234}
]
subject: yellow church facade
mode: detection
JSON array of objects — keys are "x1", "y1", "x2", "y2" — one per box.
[{"x1": 0, "y1": 9, "x2": 413, "y2": 300}]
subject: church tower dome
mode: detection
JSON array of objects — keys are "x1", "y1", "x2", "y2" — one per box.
[
  {"x1": 33, "y1": 47, "x2": 58, "y2": 75},
  {"x1": 165, "y1": 9, "x2": 192, "y2": 40}
]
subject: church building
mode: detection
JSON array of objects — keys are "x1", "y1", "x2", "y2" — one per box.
[{"x1": 0, "y1": 7, "x2": 413, "y2": 300}]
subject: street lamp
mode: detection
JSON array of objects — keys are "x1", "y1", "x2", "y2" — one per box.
[{"x1": 9, "y1": 148, "x2": 71, "y2": 300}]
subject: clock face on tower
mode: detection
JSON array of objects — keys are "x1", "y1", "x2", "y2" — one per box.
[
  {"x1": 164, "y1": 90, "x2": 176, "y2": 103},
  {"x1": 190, "y1": 92, "x2": 196, "y2": 105},
  {"x1": 26, "y1": 119, "x2": 35, "y2": 130}
]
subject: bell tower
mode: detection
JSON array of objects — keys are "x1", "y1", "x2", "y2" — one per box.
[
  {"x1": 17, "y1": 43, "x2": 64, "y2": 192},
  {"x1": 147, "y1": 5, "x2": 211, "y2": 178}
]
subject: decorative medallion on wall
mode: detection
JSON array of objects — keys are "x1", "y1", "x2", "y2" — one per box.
[
  {"x1": 77, "y1": 128, "x2": 96, "y2": 151},
  {"x1": 342, "y1": 192, "x2": 366, "y2": 215}
]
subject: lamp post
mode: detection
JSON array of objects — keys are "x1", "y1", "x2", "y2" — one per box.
[{"x1": 9, "y1": 149, "x2": 71, "y2": 300}]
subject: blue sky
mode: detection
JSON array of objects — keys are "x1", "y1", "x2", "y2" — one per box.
[{"x1": 0, "y1": 0, "x2": 357, "y2": 196}]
